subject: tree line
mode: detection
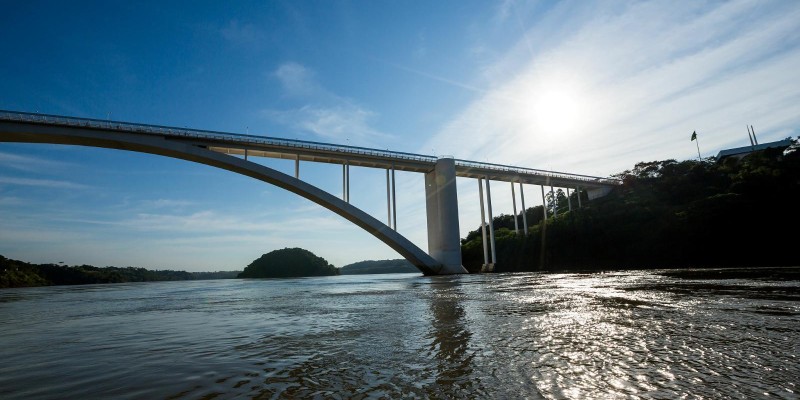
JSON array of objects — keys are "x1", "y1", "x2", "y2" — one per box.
[
  {"x1": 0, "y1": 255, "x2": 240, "y2": 288},
  {"x1": 460, "y1": 138, "x2": 800, "y2": 273}
]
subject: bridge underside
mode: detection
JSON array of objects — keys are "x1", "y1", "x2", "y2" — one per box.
[{"x1": 0, "y1": 121, "x2": 463, "y2": 275}]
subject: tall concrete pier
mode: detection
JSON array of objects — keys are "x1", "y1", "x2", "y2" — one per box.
[{"x1": 425, "y1": 157, "x2": 468, "y2": 274}]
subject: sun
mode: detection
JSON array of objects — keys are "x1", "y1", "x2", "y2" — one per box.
[{"x1": 532, "y1": 83, "x2": 585, "y2": 141}]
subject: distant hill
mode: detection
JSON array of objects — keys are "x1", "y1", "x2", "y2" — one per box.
[
  {"x1": 339, "y1": 259, "x2": 420, "y2": 275},
  {"x1": 238, "y1": 248, "x2": 338, "y2": 278}
]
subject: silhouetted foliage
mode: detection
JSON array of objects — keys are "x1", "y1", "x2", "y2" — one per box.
[
  {"x1": 238, "y1": 248, "x2": 339, "y2": 278},
  {"x1": 339, "y1": 259, "x2": 418, "y2": 274},
  {"x1": 0, "y1": 255, "x2": 240, "y2": 288},
  {"x1": 461, "y1": 137, "x2": 800, "y2": 272}
]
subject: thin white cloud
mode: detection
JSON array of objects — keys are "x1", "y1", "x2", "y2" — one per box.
[
  {"x1": 120, "y1": 209, "x2": 352, "y2": 234},
  {"x1": 0, "y1": 176, "x2": 88, "y2": 190},
  {"x1": 274, "y1": 62, "x2": 318, "y2": 97},
  {"x1": 0, "y1": 151, "x2": 74, "y2": 172},
  {"x1": 265, "y1": 62, "x2": 392, "y2": 145},
  {"x1": 425, "y1": 0, "x2": 800, "y2": 177},
  {"x1": 220, "y1": 20, "x2": 263, "y2": 45},
  {"x1": 0, "y1": 196, "x2": 23, "y2": 206},
  {"x1": 139, "y1": 198, "x2": 194, "y2": 209}
]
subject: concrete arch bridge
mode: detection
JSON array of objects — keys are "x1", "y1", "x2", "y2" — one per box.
[{"x1": 0, "y1": 110, "x2": 620, "y2": 275}]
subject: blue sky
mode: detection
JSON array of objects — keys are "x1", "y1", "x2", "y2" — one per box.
[{"x1": 1, "y1": 0, "x2": 799, "y2": 271}]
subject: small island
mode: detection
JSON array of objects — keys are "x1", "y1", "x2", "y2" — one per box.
[{"x1": 237, "y1": 248, "x2": 339, "y2": 278}]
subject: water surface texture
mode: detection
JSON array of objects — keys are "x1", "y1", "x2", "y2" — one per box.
[{"x1": 1, "y1": 269, "x2": 798, "y2": 399}]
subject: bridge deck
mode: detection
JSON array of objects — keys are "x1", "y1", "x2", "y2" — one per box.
[{"x1": 0, "y1": 110, "x2": 619, "y2": 188}]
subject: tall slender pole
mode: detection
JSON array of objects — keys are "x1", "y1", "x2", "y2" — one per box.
[
  {"x1": 577, "y1": 186, "x2": 582, "y2": 208},
  {"x1": 511, "y1": 182, "x2": 519, "y2": 234},
  {"x1": 386, "y1": 169, "x2": 391, "y2": 227},
  {"x1": 567, "y1": 187, "x2": 572, "y2": 211},
  {"x1": 478, "y1": 178, "x2": 489, "y2": 266},
  {"x1": 540, "y1": 185, "x2": 548, "y2": 222},
  {"x1": 695, "y1": 138, "x2": 701, "y2": 159},
  {"x1": 486, "y1": 177, "x2": 496, "y2": 265},
  {"x1": 540, "y1": 185, "x2": 548, "y2": 269},
  {"x1": 342, "y1": 162, "x2": 350, "y2": 203},
  {"x1": 391, "y1": 166, "x2": 397, "y2": 231},
  {"x1": 692, "y1": 131, "x2": 701, "y2": 160},
  {"x1": 519, "y1": 181, "x2": 528, "y2": 235},
  {"x1": 295, "y1": 155, "x2": 300, "y2": 179}
]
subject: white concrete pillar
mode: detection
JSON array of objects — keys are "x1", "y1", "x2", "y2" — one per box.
[
  {"x1": 391, "y1": 167, "x2": 397, "y2": 230},
  {"x1": 424, "y1": 158, "x2": 466, "y2": 274},
  {"x1": 342, "y1": 162, "x2": 350, "y2": 202},
  {"x1": 478, "y1": 178, "x2": 489, "y2": 266},
  {"x1": 485, "y1": 177, "x2": 497, "y2": 265},
  {"x1": 511, "y1": 182, "x2": 519, "y2": 234},
  {"x1": 567, "y1": 187, "x2": 572, "y2": 211},
  {"x1": 386, "y1": 169, "x2": 392, "y2": 227},
  {"x1": 577, "y1": 186, "x2": 582, "y2": 208},
  {"x1": 541, "y1": 185, "x2": 548, "y2": 223},
  {"x1": 519, "y1": 181, "x2": 528, "y2": 235}
]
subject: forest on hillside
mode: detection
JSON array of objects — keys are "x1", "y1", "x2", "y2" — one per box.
[
  {"x1": 0, "y1": 255, "x2": 239, "y2": 288},
  {"x1": 460, "y1": 138, "x2": 800, "y2": 273}
]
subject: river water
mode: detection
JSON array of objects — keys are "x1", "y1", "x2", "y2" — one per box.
[{"x1": 1, "y1": 268, "x2": 798, "y2": 399}]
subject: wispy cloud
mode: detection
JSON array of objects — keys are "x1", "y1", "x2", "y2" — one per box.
[
  {"x1": 220, "y1": 20, "x2": 263, "y2": 45},
  {"x1": 265, "y1": 62, "x2": 392, "y2": 145},
  {"x1": 274, "y1": 62, "x2": 318, "y2": 97},
  {"x1": 0, "y1": 151, "x2": 74, "y2": 172},
  {"x1": 425, "y1": 0, "x2": 800, "y2": 177},
  {"x1": 267, "y1": 103, "x2": 387, "y2": 143},
  {"x1": 139, "y1": 198, "x2": 194, "y2": 210},
  {"x1": 119, "y1": 209, "x2": 353, "y2": 235},
  {"x1": 0, "y1": 176, "x2": 88, "y2": 190}
]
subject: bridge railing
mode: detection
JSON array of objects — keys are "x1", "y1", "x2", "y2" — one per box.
[
  {"x1": 0, "y1": 110, "x2": 438, "y2": 164},
  {"x1": 455, "y1": 159, "x2": 621, "y2": 185},
  {"x1": 1, "y1": 109, "x2": 620, "y2": 185}
]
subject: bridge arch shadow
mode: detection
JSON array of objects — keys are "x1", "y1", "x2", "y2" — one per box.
[{"x1": 0, "y1": 124, "x2": 444, "y2": 274}]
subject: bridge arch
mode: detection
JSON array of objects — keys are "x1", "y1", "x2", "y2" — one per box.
[{"x1": 0, "y1": 123, "x2": 445, "y2": 274}]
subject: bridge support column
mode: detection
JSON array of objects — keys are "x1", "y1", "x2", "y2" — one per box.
[
  {"x1": 519, "y1": 181, "x2": 528, "y2": 235},
  {"x1": 511, "y1": 182, "x2": 519, "y2": 234},
  {"x1": 391, "y1": 167, "x2": 397, "y2": 230},
  {"x1": 385, "y1": 167, "x2": 396, "y2": 230},
  {"x1": 478, "y1": 178, "x2": 489, "y2": 267},
  {"x1": 425, "y1": 157, "x2": 467, "y2": 274},
  {"x1": 541, "y1": 185, "x2": 548, "y2": 222},
  {"x1": 577, "y1": 186, "x2": 582, "y2": 208},
  {"x1": 567, "y1": 187, "x2": 572, "y2": 211},
  {"x1": 485, "y1": 177, "x2": 497, "y2": 267}
]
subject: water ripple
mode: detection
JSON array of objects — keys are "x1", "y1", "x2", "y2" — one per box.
[{"x1": 0, "y1": 270, "x2": 798, "y2": 399}]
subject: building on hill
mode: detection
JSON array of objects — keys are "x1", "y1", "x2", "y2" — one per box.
[{"x1": 714, "y1": 138, "x2": 793, "y2": 163}]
